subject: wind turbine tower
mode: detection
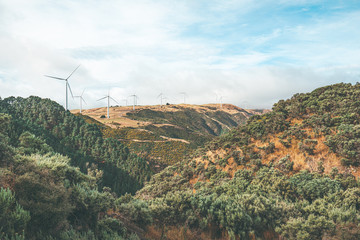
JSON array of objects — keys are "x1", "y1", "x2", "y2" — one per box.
[
  {"x1": 158, "y1": 93, "x2": 166, "y2": 107},
  {"x1": 215, "y1": 93, "x2": 224, "y2": 109},
  {"x1": 97, "y1": 91, "x2": 119, "y2": 118},
  {"x1": 45, "y1": 65, "x2": 80, "y2": 111},
  {"x1": 219, "y1": 96, "x2": 223, "y2": 109},
  {"x1": 180, "y1": 92, "x2": 187, "y2": 104},
  {"x1": 130, "y1": 94, "x2": 138, "y2": 111},
  {"x1": 74, "y1": 89, "x2": 87, "y2": 114}
]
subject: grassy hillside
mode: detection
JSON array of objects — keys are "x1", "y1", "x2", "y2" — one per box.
[
  {"x1": 74, "y1": 104, "x2": 259, "y2": 169},
  {"x1": 135, "y1": 83, "x2": 360, "y2": 239}
]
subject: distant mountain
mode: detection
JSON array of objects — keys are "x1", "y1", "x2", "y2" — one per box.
[
  {"x1": 136, "y1": 83, "x2": 360, "y2": 239},
  {"x1": 73, "y1": 103, "x2": 265, "y2": 171}
]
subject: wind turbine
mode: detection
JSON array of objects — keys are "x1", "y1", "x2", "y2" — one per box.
[
  {"x1": 158, "y1": 93, "x2": 166, "y2": 107},
  {"x1": 129, "y1": 94, "x2": 138, "y2": 111},
  {"x1": 216, "y1": 94, "x2": 223, "y2": 109},
  {"x1": 122, "y1": 99, "x2": 128, "y2": 106},
  {"x1": 180, "y1": 92, "x2": 187, "y2": 104},
  {"x1": 97, "y1": 91, "x2": 119, "y2": 118},
  {"x1": 74, "y1": 89, "x2": 86, "y2": 114},
  {"x1": 219, "y1": 96, "x2": 223, "y2": 109},
  {"x1": 45, "y1": 65, "x2": 80, "y2": 111}
]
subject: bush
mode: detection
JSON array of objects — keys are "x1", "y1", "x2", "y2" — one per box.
[{"x1": 0, "y1": 188, "x2": 30, "y2": 239}]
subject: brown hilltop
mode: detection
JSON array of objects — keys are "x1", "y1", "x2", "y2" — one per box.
[
  {"x1": 71, "y1": 103, "x2": 267, "y2": 171},
  {"x1": 71, "y1": 103, "x2": 264, "y2": 129}
]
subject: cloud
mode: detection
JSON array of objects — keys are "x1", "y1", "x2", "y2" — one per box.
[{"x1": 0, "y1": 0, "x2": 359, "y2": 110}]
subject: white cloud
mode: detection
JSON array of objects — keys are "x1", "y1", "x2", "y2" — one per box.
[{"x1": 0, "y1": 0, "x2": 359, "y2": 110}]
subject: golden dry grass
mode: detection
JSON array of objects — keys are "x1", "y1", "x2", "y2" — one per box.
[
  {"x1": 252, "y1": 129, "x2": 360, "y2": 178},
  {"x1": 71, "y1": 103, "x2": 258, "y2": 129},
  {"x1": 144, "y1": 225, "x2": 231, "y2": 240},
  {"x1": 187, "y1": 126, "x2": 360, "y2": 188}
]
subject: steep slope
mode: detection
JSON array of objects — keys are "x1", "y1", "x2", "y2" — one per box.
[
  {"x1": 74, "y1": 104, "x2": 261, "y2": 170},
  {"x1": 136, "y1": 83, "x2": 360, "y2": 239},
  {"x1": 0, "y1": 96, "x2": 152, "y2": 195},
  {"x1": 0, "y1": 113, "x2": 147, "y2": 239}
]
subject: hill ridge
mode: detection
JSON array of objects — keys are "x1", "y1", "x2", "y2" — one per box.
[
  {"x1": 135, "y1": 83, "x2": 360, "y2": 239},
  {"x1": 73, "y1": 103, "x2": 266, "y2": 170}
]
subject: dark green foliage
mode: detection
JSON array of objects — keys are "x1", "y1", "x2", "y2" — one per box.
[
  {"x1": 116, "y1": 199, "x2": 152, "y2": 228},
  {"x1": 245, "y1": 112, "x2": 289, "y2": 140},
  {"x1": 0, "y1": 97, "x2": 152, "y2": 195},
  {"x1": 299, "y1": 139, "x2": 318, "y2": 155},
  {"x1": 0, "y1": 188, "x2": 30, "y2": 239},
  {"x1": 0, "y1": 114, "x2": 15, "y2": 166},
  {"x1": 326, "y1": 124, "x2": 360, "y2": 166},
  {"x1": 141, "y1": 163, "x2": 360, "y2": 239},
  {"x1": 4, "y1": 83, "x2": 360, "y2": 239},
  {"x1": 0, "y1": 111, "x2": 148, "y2": 239},
  {"x1": 17, "y1": 131, "x2": 53, "y2": 155},
  {"x1": 14, "y1": 170, "x2": 73, "y2": 236},
  {"x1": 277, "y1": 214, "x2": 335, "y2": 240},
  {"x1": 137, "y1": 83, "x2": 360, "y2": 239},
  {"x1": 69, "y1": 183, "x2": 115, "y2": 230},
  {"x1": 275, "y1": 155, "x2": 294, "y2": 173},
  {"x1": 0, "y1": 145, "x2": 141, "y2": 239},
  {"x1": 290, "y1": 171, "x2": 341, "y2": 202}
]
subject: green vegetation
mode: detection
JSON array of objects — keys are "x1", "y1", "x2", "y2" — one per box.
[
  {"x1": 93, "y1": 123, "x2": 195, "y2": 168},
  {"x1": 135, "y1": 83, "x2": 360, "y2": 239},
  {"x1": 0, "y1": 111, "x2": 149, "y2": 239},
  {"x1": 2, "y1": 83, "x2": 360, "y2": 239},
  {"x1": 79, "y1": 105, "x2": 252, "y2": 169},
  {"x1": 137, "y1": 163, "x2": 360, "y2": 239},
  {"x1": 0, "y1": 188, "x2": 30, "y2": 239},
  {"x1": 126, "y1": 107, "x2": 248, "y2": 142},
  {"x1": 0, "y1": 97, "x2": 152, "y2": 195}
]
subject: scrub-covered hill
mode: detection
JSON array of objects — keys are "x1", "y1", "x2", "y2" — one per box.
[
  {"x1": 3, "y1": 83, "x2": 360, "y2": 239},
  {"x1": 0, "y1": 96, "x2": 152, "y2": 196},
  {"x1": 74, "y1": 104, "x2": 263, "y2": 170},
  {"x1": 135, "y1": 83, "x2": 360, "y2": 239}
]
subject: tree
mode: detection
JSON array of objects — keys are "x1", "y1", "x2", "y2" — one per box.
[{"x1": 0, "y1": 188, "x2": 30, "y2": 239}]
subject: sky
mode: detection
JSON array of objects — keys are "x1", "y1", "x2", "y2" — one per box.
[{"x1": 0, "y1": 0, "x2": 360, "y2": 109}]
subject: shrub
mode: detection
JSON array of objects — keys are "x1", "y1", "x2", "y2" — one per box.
[{"x1": 0, "y1": 188, "x2": 30, "y2": 239}]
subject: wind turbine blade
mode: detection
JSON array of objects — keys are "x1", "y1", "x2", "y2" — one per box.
[
  {"x1": 44, "y1": 75, "x2": 66, "y2": 81},
  {"x1": 67, "y1": 82, "x2": 74, "y2": 98},
  {"x1": 157, "y1": 93, "x2": 162, "y2": 98},
  {"x1": 66, "y1": 65, "x2": 80, "y2": 80},
  {"x1": 81, "y1": 88, "x2": 86, "y2": 96},
  {"x1": 97, "y1": 96, "x2": 107, "y2": 101},
  {"x1": 110, "y1": 96, "x2": 119, "y2": 104},
  {"x1": 82, "y1": 97, "x2": 87, "y2": 105}
]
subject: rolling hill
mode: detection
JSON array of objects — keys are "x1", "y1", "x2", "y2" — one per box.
[
  {"x1": 2, "y1": 83, "x2": 360, "y2": 240},
  {"x1": 72, "y1": 104, "x2": 265, "y2": 171},
  {"x1": 136, "y1": 83, "x2": 360, "y2": 239}
]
